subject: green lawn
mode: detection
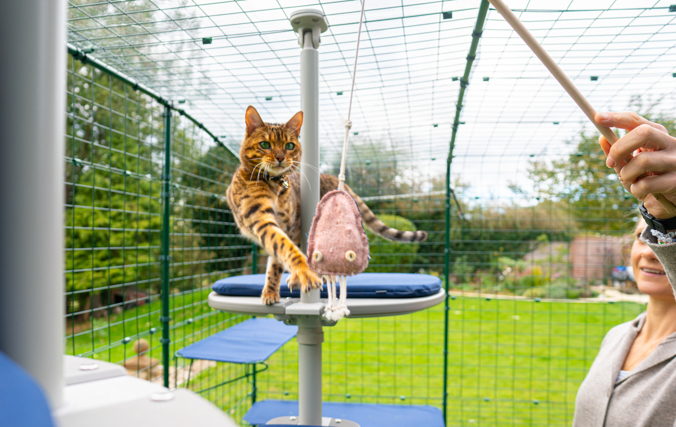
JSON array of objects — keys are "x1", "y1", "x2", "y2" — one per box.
[{"x1": 68, "y1": 294, "x2": 645, "y2": 426}]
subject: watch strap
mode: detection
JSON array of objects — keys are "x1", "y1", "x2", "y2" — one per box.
[{"x1": 639, "y1": 203, "x2": 676, "y2": 234}]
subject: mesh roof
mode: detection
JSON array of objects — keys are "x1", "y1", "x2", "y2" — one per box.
[{"x1": 67, "y1": 0, "x2": 676, "y2": 197}]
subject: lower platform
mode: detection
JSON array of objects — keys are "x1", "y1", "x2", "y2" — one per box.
[{"x1": 244, "y1": 400, "x2": 445, "y2": 427}]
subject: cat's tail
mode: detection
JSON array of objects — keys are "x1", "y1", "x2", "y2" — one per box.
[{"x1": 345, "y1": 186, "x2": 428, "y2": 243}]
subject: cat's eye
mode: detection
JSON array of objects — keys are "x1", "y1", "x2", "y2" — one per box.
[
  {"x1": 285, "y1": 143, "x2": 295, "y2": 150},
  {"x1": 260, "y1": 141, "x2": 271, "y2": 149},
  {"x1": 345, "y1": 250, "x2": 356, "y2": 262}
]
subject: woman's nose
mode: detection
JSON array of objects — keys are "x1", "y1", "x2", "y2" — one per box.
[{"x1": 640, "y1": 243, "x2": 658, "y2": 261}]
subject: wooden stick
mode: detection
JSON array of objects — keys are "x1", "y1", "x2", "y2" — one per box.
[{"x1": 488, "y1": 0, "x2": 676, "y2": 216}]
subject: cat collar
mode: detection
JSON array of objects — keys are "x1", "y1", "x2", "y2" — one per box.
[{"x1": 263, "y1": 172, "x2": 289, "y2": 189}]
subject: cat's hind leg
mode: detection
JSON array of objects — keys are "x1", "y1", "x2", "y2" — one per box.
[{"x1": 261, "y1": 257, "x2": 284, "y2": 305}]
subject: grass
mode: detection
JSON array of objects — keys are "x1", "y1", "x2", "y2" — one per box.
[
  {"x1": 242, "y1": 297, "x2": 643, "y2": 426},
  {"x1": 67, "y1": 293, "x2": 645, "y2": 426}
]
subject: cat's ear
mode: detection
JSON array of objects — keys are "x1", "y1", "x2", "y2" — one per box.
[
  {"x1": 245, "y1": 106, "x2": 265, "y2": 136},
  {"x1": 285, "y1": 111, "x2": 303, "y2": 137}
]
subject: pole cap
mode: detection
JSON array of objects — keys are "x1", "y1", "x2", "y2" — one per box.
[{"x1": 290, "y1": 9, "x2": 328, "y2": 48}]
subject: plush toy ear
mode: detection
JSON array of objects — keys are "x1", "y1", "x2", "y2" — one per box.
[
  {"x1": 285, "y1": 111, "x2": 303, "y2": 137},
  {"x1": 245, "y1": 106, "x2": 265, "y2": 137}
]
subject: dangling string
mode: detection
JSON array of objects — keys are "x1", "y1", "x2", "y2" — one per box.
[
  {"x1": 337, "y1": 0, "x2": 366, "y2": 192},
  {"x1": 317, "y1": 1, "x2": 367, "y2": 323}
]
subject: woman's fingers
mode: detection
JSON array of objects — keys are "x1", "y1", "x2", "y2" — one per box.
[
  {"x1": 607, "y1": 124, "x2": 672, "y2": 169},
  {"x1": 596, "y1": 111, "x2": 676, "y2": 218},
  {"x1": 595, "y1": 111, "x2": 668, "y2": 133},
  {"x1": 630, "y1": 174, "x2": 676, "y2": 218},
  {"x1": 599, "y1": 136, "x2": 627, "y2": 188},
  {"x1": 620, "y1": 150, "x2": 676, "y2": 185}
]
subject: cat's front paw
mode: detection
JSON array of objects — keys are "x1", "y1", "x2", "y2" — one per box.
[
  {"x1": 261, "y1": 289, "x2": 280, "y2": 305},
  {"x1": 287, "y1": 264, "x2": 322, "y2": 293}
]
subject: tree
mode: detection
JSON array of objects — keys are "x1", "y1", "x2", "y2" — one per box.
[
  {"x1": 64, "y1": 59, "x2": 217, "y2": 317},
  {"x1": 520, "y1": 111, "x2": 676, "y2": 232}
]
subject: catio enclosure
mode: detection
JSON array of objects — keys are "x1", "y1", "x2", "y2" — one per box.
[{"x1": 64, "y1": 0, "x2": 676, "y2": 425}]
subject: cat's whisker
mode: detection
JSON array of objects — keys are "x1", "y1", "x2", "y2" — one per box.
[
  {"x1": 256, "y1": 162, "x2": 268, "y2": 182},
  {"x1": 250, "y1": 163, "x2": 265, "y2": 181},
  {"x1": 291, "y1": 161, "x2": 320, "y2": 173},
  {"x1": 292, "y1": 165, "x2": 312, "y2": 190}
]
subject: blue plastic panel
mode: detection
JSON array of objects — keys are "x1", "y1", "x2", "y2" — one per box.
[
  {"x1": 176, "y1": 318, "x2": 298, "y2": 364},
  {"x1": 0, "y1": 351, "x2": 55, "y2": 427},
  {"x1": 213, "y1": 273, "x2": 441, "y2": 299},
  {"x1": 244, "y1": 400, "x2": 445, "y2": 427}
]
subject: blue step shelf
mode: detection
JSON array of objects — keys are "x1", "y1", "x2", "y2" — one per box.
[{"x1": 175, "y1": 318, "x2": 298, "y2": 395}]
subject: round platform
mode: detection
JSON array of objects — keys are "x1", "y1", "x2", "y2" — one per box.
[{"x1": 208, "y1": 288, "x2": 445, "y2": 319}]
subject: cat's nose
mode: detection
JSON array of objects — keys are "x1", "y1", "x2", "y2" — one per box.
[{"x1": 275, "y1": 154, "x2": 285, "y2": 163}]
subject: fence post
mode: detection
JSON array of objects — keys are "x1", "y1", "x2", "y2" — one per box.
[
  {"x1": 161, "y1": 104, "x2": 172, "y2": 388},
  {"x1": 252, "y1": 243, "x2": 258, "y2": 274},
  {"x1": 443, "y1": 157, "x2": 451, "y2": 423},
  {"x1": 444, "y1": 3, "x2": 491, "y2": 422},
  {"x1": 251, "y1": 242, "x2": 258, "y2": 404}
]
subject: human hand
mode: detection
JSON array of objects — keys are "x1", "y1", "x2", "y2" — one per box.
[{"x1": 595, "y1": 111, "x2": 676, "y2": 219}]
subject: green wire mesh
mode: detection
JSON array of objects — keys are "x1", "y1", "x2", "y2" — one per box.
[{"x1": 63, "y1": 1, "x2": 676, "y2": 425}]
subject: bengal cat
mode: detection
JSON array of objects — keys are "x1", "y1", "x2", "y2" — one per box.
[{"x1": 226, "y1": 106, "x2": 428, "y2": 305}]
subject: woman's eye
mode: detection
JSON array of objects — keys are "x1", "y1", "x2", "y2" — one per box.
[
  {"x1": 260, "y1": 141, "x2": 271, "y2": 149},
  {"x1": 285, "y1": 143, "x2": 295, "y2": 150}
]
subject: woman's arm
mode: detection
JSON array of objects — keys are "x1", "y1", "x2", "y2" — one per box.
[{"x1": 596, "y1": 112, "x2": 676, "y2": 289}]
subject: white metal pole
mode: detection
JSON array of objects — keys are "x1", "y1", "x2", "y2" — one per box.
[
  {"x1": 291, "y1": 10, "x2": 328, "y2": 425},
  {"x1": 0, "y1": 0, "x2": 66, "y2": 409},
  {"x1": 297, "y1": 316, "x2": 323, "y2": 425},
  {"x1": 299, "y1": 24, "x2": 322, "y2": 427},
  {"x1": 298, "y1": 26, "x2": 324, "y2": 421},
  {"x1": 300, "y1": 28, "x2": 321, "y2": 305}
]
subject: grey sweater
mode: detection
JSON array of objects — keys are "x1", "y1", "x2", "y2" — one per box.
[{"x1": 573, "y1": 228, "x2": 676, "y2": 427}]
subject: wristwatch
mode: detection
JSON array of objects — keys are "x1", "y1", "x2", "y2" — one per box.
[{"x1": 639, "y1": 202, "x2": 676, "y2": 234}]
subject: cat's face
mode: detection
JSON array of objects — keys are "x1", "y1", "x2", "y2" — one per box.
[{"x1": 240, "y1": 106, "x2": 303, "y2": 178}]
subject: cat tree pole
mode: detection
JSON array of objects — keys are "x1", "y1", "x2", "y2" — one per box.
[{"x1": 292, "y1": 9, "x2": 328, "y2": 426}]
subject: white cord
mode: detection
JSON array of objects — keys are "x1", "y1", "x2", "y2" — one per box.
[{"x1": 338, "y1": 0, "x2": 366, "y2": 192}]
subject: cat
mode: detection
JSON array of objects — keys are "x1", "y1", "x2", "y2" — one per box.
[{"x1": 226, "y1": 106, "x2": 428, "y2": 305}]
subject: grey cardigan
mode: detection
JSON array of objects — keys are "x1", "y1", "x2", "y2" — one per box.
[{"x1": 573, "y1": 228, "x2": 676, "y2": 427}]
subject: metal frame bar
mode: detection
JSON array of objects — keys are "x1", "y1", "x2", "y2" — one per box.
[
  {"x1": 161, "y1": 104, "x2": 172, "y2": 388},
  {"x1": 66, "y1": 43, "x2": 238, "y2": 159},
  {"x1": 443, "y1": 0, "x2": 490, "y2": 422}
]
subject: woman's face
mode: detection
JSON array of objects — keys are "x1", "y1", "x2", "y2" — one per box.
[{"x1": 632, "y1": 219, "x2": 672, "y2": 298}]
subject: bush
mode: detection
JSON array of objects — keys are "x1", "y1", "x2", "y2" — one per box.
[
  {"x1": 365, "y1": 214, "x2": 419, "y2": 273},
  {"x1": 452, "y1": 255, "x2": 474, "y2": 285}
]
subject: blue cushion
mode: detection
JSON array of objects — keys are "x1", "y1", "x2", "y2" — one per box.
[
  {"x1": 213, "y1": 273, "x2": 441, "y2": 299},
  {"x1": 244, "y1": 400, "x2": 444, "y2": 427},
  {"x1": 0, "y1": 351, "x2": 55, "y2": 427},
  {"x1": 176, "y1": 318, "x2": 297, "y2": 364}
]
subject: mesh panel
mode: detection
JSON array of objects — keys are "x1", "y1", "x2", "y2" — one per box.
[{"x1": 62, "y1": 1, "x2": 673, "y2": 425}]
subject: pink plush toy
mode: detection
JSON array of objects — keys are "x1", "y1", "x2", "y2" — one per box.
[
  {"x1": 307, "y1": 3, "x2": 368, "y2": 322},
  {"x1": 307, "y1": 189, "x2": 369, "y2": 321}
]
